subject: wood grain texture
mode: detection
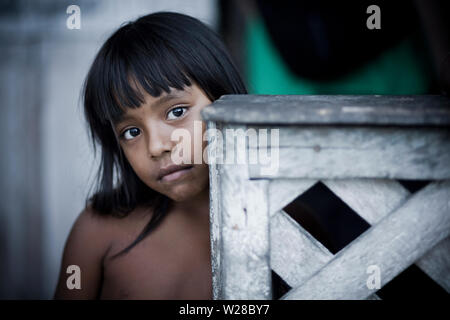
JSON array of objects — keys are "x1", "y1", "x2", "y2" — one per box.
[
  {"x1": 322, "y1": 179, "x2": 450, "y2": 292},
  {"x1": 322, "y1": 179, "x2": 409, "y2": 225},
  {"x1": 248, "y1": 127, "x2": 450, "y2": 180},
  {"x1": 268, "y1": 179, "x2": 318, "y2": 217},
  {"x1": 219, "y1": 124, "x2": 272, "y2": 299},
  {"x1": 206, "y1": 121, "x2": 223, "y2": 299},
  {"x1": 201, "y1": 95, "x2": 450, "y2": 126},
  {"x1": 270, "y1": 210, "x2": 332, "y2": 288},
  {"x1": 270, "y1": 207, "x2": 379, "y2": 300},
  {"x1": 415, "y1": 237, "x2": 450, "y2": 292}
]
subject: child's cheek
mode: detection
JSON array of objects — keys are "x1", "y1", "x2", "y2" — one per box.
[{"x1": 123, "y1": 149, "x2": 157, "y2": 184}]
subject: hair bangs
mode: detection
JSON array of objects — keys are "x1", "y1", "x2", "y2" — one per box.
[{"x1": 101, "y1": 25, "x2": 193, "y2": 125}]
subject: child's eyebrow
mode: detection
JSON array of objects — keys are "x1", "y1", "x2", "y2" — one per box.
[{"x1": 151, "y1": 90, "x2": 188, "y2": 108}]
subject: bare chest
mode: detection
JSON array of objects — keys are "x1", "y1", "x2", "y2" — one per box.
[{"x1": 100, "y1": 214, "x2": 212, "y2": 299}]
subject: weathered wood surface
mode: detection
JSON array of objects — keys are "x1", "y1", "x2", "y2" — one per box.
[
  {"x1": 269, "y1": 179, "x2": 406, "y2": 297},
  {"x1": 415, "y1": 237, "x2": 450, "y2": 292},
  {"x1": 322, "y1": 179, "x2": 450, "y2": 292},
  {"x1": 248, "y1": 127, "x2": 450, "y2": 180},
  {"x1": 270, "y1": 208, "x2": 377, "y2": 300},
  {"x1": 206, "y1": 121, "x2": 223, "y2": 299},
  {"x1": 268, "y1": 179, "x2": 318, "y2": 217},
  {"x1": 281, "y1": 181, "x2": 450, "y2": 299},
  {"x1": 201, "y1": 95, "x2": 450, "y2": 126},
  {"x1": 322, "y1": 179, "x2": 409, "y2": 225},
  {"x1": 219, "y1": 124, "x2": 272, "y2": 300},
  {"x1": 204, "y1": 95, "x2": 450, "y2": 299},
  {"x1": 270, "y1": 210, "x2": 332, "y2": 287}
]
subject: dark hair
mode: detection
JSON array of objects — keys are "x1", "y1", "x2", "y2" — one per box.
[{"x1": 82, "y1": 11, "x2": 247, "y2": 259}]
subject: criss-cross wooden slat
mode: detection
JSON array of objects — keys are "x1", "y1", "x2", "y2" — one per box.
[
  {"x1": 270, "y1": 209, "x2": 331, "y2": 287},
  {"x1": 322, "y1": 179, "x2": 450, "y2": 291},
  {"x1": 268, "y1": 179, "x2": 318, "y2": 217},
  {"x1": 415, "y1": 237, "x2": 450, "y2": 292},
  {"x1": 271, "y1": 179, "x2": 449, "y2": 299},
  {"x1": 282, "y1": 181, "x2": 450, "y2": 299}
]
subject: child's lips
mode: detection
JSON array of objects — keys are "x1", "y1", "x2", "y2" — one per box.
[{"x1": 158, "y1": 164, "x2": 194, "y2": 182}]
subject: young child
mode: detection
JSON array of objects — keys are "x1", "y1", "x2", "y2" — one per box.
[{"x1": 54, "y1": 11, "x2": 247, "y2": 299}]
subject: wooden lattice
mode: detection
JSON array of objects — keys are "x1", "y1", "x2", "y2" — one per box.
[{"x1": 201, "y1": 95, "x2": 450, "y2": 300}]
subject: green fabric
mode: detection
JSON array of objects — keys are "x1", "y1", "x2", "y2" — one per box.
[{"x1": 245, "y1": 17, "x2": 431, "y2": 95}]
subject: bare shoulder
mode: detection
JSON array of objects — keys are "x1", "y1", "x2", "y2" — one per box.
[
  {"x1": 71, "y1": 205, "x2": 116, "y2": 247},
  {"x1": 53, "y1": 205, "x2": 120, "y2": 299},
  {"x1": 73, "y1": 203, "x2": 155, "y2": 238}
]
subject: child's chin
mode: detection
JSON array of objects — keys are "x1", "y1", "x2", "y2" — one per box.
[
  {"x1": 166, "y1": 185, "x2": 203, "y2": 202},
  {"x1": 163, "y1": 187, "x2": 188, "y2": 200}
]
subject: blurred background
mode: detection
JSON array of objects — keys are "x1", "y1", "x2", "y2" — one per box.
[{"x1": 0, "y1": 0, "x2": 448, "y2": 299}]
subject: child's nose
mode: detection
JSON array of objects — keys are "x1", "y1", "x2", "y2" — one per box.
[{"x1": 146, "y1": 126, "x2": 173, "y2": 159}]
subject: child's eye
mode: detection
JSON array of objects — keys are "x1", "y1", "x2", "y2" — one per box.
[
  {"x1": 167, "y1": 106, "x2": 188, "y2": 120},
  {"x1": 121, "y1": 127, "x2": 141, "y2": 141}
]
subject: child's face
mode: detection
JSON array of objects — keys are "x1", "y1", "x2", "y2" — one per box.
[{"x1": 114, "y1": 84, "x2": 212, "y2": 202}]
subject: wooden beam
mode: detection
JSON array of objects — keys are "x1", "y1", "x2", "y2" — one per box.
[
  {"x1": 206, "y1": 121, "x2": 223, "y2": 300},
  {"x1": 415, "y1": 237, "x2": 450, "y2": 293},
  {"x1": 219, "y1": 124, "x2": 272, "y2": 299},
  {"x1": 271, "y1": 210, "x2": 332, "y2": 287},
  {"x1": 201, "y1": 95, "x2": 450, "y2": 126},
  {"x1": 248, "y1": 127, "x2": 450, "y2": 180}
]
